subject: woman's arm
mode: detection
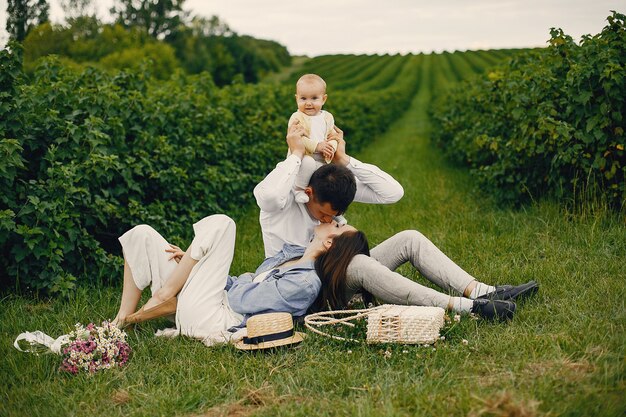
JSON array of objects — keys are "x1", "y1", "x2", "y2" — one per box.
[{"x1": 227, "y1": 269, "x2": 321, "y2": 317}]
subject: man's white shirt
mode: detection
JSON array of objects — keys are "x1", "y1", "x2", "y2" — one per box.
[{"x1": 254, "y1": 154, "x2": 404, "y2": 258}]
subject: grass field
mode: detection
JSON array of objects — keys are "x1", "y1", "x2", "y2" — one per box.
[{"x1": 2, "y1": 52, "x2": 625, "y2": 417}]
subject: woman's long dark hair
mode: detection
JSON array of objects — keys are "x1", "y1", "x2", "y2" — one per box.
[{"x1": 311, "y1": 230, "x2": 370, "y2": 312}]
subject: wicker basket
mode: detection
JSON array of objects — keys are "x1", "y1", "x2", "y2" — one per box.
[{"x1": 305, "y1": 304, "x2": 446, "y2": 344}]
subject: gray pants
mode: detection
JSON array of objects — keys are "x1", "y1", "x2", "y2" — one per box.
[{"x1": 345, "y1": 230, "x2": 476, "y2": 308}]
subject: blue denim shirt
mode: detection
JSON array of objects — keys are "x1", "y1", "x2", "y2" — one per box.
[{"x1": 225, "y1": 244, "x2": 321, "y2": 325}]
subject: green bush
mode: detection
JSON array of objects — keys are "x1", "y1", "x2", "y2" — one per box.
[
  {"x1": 431, "y1": 12, "x2": 625, "y2": 208},
  {"x1": 0, "y1": 44, "x2": 292, "y2": 295}
]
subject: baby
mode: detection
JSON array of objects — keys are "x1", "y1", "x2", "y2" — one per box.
[{"x1": 288, "y1": 74, "x2": 338, "y2": 204}]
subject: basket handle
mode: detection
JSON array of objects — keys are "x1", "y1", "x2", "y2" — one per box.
[{"x1": 304, "y1": 306, "x2": 385, "y2": 342}]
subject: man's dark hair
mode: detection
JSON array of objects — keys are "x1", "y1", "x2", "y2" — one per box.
[{"x1": 308, "y1": 164, "x2": 356, "y2": 214}]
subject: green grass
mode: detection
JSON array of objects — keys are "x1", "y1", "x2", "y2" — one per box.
[{"x1": 2, "y1": 53, "x2": 625, "y2": 417}]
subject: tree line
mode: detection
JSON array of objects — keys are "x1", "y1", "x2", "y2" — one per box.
[{"x1": 5, "y1": 0, "x2": 292, "y2": 84}]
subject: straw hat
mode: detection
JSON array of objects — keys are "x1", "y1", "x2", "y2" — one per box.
[{"x1": 235, "y1": 312, "x2": 305, "y2": 351}]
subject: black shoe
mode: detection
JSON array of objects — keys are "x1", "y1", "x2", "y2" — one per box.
[
  {"x1": 471, "y1": 299, "x2": 516, "y2": 321},
  {"x1": 477, "y1": 280, "x2": 539, "y2": 301}
]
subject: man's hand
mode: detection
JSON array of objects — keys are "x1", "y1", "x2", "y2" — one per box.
[
  {"x1": 286, "y1": 121, "x2": 306, "y2": 159},
  {"x1": 329, "y1": 125, "x2": 350, "y2": 166}
]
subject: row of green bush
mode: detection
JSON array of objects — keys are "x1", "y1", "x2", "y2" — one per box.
[
  {"x1": 0, "y1": 46, "x2": 420, "y2": 295},
  {"x1": 430, "y1": 12, "x2": 625, "y2": 208},
  {"x1": 1, "y1": 42, "x2": 294, "y2": 294}
]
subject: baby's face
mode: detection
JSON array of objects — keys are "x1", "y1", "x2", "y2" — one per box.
[{"x1": 295, "y1": 81, "x2": 327, "y2": 116}]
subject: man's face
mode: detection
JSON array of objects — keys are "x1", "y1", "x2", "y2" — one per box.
[{"x1": 304, "y1": 190, "x2": 338, "y2": 223}]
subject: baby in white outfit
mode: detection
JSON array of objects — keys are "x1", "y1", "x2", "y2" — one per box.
[{"x1": 287, "y1": 74, "x2": 338, "y2": 204}]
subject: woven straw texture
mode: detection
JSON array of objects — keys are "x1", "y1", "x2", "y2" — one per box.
[
  {"x1": 366, "y1": 305, "x2": 445, "y2": 344},
  {"x1": 235, "y1": 312, "x2": 305, "y2": 350},
  {"x1": 246, "y1": 312, "x2": 293, "y2": 338},
  {"x1": 304, "y1": 304, "x2": 445, "y2": 344}
]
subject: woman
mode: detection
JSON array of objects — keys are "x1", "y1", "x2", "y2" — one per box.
[{"x1": 111, "y1": 214, "x2": 368, "y2": 344}]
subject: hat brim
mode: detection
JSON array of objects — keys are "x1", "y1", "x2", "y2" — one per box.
[{"x1": 234, "y1": 332, "x2": 306, "y2": 351}]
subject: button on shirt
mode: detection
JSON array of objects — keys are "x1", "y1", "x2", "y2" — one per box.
[{"x1": 225, "y1": 244, "x2": 320, "y2": 324}]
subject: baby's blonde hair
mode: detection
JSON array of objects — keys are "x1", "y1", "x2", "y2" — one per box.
[{"x1": 296, "y1": 74, "x2": 327, "y2": 93}]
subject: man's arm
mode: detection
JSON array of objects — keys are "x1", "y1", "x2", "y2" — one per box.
[
  {"x1": 330, "y1": 126, "x2": 404, "y2": 204},
  {"x1": 253, "y1": 155, "x2": 301, "y2": 212},
  {"x1": 349, "y1": 157, "x2": 405, "y2": 203},
  {"x1": 253, "y1": 122, "x2": 306, "y2": 212}
]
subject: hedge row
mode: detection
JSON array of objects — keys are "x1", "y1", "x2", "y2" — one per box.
[
  {"x1": 430, "y1": 12, "x2": 625, "y2": 208},
  {"x1": 0, "y1": 47, "x2": 418, "y2": 294},
  {"x1": 1, "y1": 44, "x2": 295, "y2": 294}
]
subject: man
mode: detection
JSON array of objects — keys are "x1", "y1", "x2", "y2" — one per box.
[
  {"x1": 255, "y1": 122, "x2": 403, "y2": 258},
  {"x1": 254, "y1": 123, "x2": 538, "y2": 320}
]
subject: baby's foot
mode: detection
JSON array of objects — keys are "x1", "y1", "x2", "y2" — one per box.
[{"x1": 295, "y1": 191, "x2": 310, "y2": 203}]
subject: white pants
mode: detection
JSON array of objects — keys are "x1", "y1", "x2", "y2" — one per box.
[{"x1": 118, "y1": 215, "x2": 244, "y2": 341}]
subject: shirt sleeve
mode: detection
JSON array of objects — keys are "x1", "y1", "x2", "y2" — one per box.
[
  {"x1": 226, "y1": 269, "x2": 321, "y2": 317},
  {"x1": 348, "y1": 156, "x2": 405, "y2": 204},
  {"x1": 253, "y1": 154, "x2": 301, "y2": 212}
]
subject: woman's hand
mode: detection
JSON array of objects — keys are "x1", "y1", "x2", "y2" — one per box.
[
  {"x1": 328, "y1": 125, "x2": 350, "y2": 166},
  {"x1": 166, "y1": 244, "x2": 185, "y2": 263}
]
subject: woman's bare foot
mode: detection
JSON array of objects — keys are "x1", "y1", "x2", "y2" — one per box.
[{"x1": 111, "y1": 315, "x2": 127, "y2": 328}]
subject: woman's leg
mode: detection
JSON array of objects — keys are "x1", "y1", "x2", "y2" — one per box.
[
  {"x1": 114, "y1": 216, "x2": 242, "y2": 335},
  {"x1": 175, "y1": 214, "x2": 244, "y2": 338},
  {"x1": 114, "y1": 224, "x2": 180, "y2": 323},
  {"x1": 141, "y1": 252, "x2": 198, "y2": 310},
  {"x1": 111, "y1": 261, "x2": 142, "y2": 326}
]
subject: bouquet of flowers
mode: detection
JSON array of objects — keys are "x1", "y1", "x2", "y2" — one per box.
[
  {"x1": 60, "y1": 321, "x2": 131, "y2": 374},
  {"x1": 14, "y1": 321, "x2": 131, "y2": 375}
]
